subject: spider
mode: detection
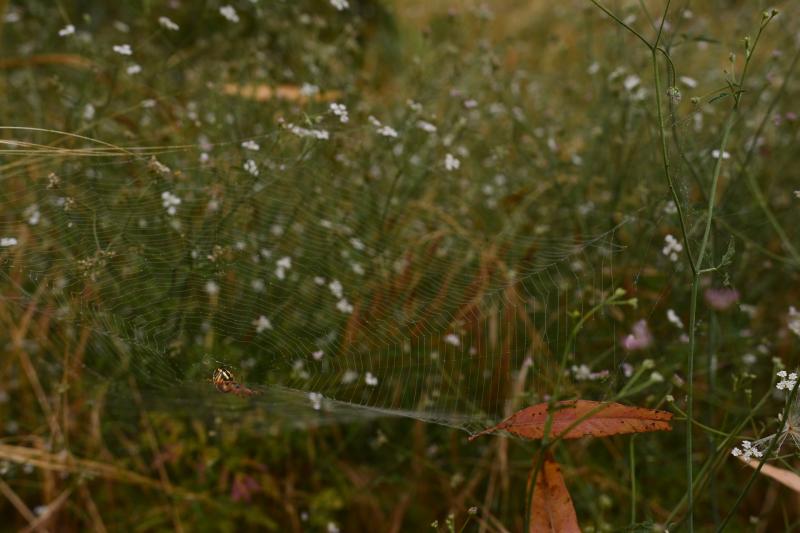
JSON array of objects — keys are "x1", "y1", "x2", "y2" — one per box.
[{"x1": 212, "y1": 367, "x2": 258, "y2": 397}]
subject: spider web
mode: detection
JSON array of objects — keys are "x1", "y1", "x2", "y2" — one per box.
[
  {"x1": 0, "y1": 0, "x2": 761, "y2": 437},
  {"x1": 0, "y1": 125, "x2": 630, "y2": 435}
]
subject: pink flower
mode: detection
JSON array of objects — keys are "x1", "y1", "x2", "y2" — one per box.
[
  {"x1": 230, "y1": 474, "x2": 260, "y2": 502},
  {"x1": 704, "y1": 288, "x2": 739, "y2": 311},
  {"x1": 622, "y1": 320, "x2": 653, "y2": 351}
]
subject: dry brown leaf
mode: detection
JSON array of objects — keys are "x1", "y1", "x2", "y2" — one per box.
[
  {"x1": 221, "y1": 83, "x2": 342, "y2": 103},
  {"x1": 469, "y1": 400, "x2": 673, "y2": 441},
  {"x1": 529, "y1": 454, "x2": 580, "y2": 532},
  {"x1": 739, "y1": 456, "x2": 800, "y2": 493}
]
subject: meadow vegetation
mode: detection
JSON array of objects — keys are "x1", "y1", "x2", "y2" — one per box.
[{"x1": 1, "y1": 1, "x2": 799, "y2": 531}]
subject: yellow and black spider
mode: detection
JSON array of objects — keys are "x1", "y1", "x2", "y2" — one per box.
[{"x1": 212, "y1": 367, "x2": 259, "y2": 397}]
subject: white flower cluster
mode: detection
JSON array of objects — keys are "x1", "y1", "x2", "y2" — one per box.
[
  {"x1": 330, "y1": 0, "x2": 349, "y2": 10},
  {"x1": 570, "y1": 364, "x2": 609, "y2": 381},
  {"x1": 0, "y1": 237, "x2": 18, "y2": 247},
  {"x1": 776, "y1": 370, "x2": 798, "y2": 391},
  {"x1": 158, "y1": 16, "x2": 179, "y2": 31},
  {"x1": 330, "y1": 102, "x2": 349, "y2": 123},
  {"x1": 667, "y1": 309, "x2": 684, "y2": 329},
  {"x1": 711, "y1": 149, "x2": 731, "y2": 160},
  {"x1": 731, "y1": 440, "x2": 764, "y2": 460},
  {"x1": 417, "y1": 120, "x2": 437, "y2": 133},
  {"x1": 112, "y1": 44, "x2": 132, "y2": 55},
  {"x1": 219, "y1": 5, "x2": 240, "y2": 23},
  {"x1": 58, "y1": 24, "x2": 75, "y2": 37},
  {"x1": 662, "y1": 234, "x2": 683, "y2": 262},
  {"x1": 287, "y1": 123, "x2": 330, "y2": 140},
  {"x1": 241, "y1": 140, "x2": 260, "y2": 151},
  {"x1": 275, "y1": 256, "x2": 292, "y2": 280},
  {"x1": 365, "y1": 372, "x2": 378, "y2": 386},
  {"x1": 336, "y1": 298, "x2": 353, "y2": 313},
  {"x1": 253, "y1": 315, "x2": 273, "y2": 333},
  {"x1": 444, "y1": 153, "x2": 460, "y2": 171},
  {"x1": 161, "y1": 191, "x2": 181, "y2": 215},
  {"x1": 443, "y1": 334, "x2": 460, "y2": 346},
  {"x1": 326, "y1": 279, "x2": 353, "y2": 313},
  {"x1": 309, "y1": 392, "x2": 324, "y2": 410},
  {"x1": 244, "y1": 159, "x2": 259, "y2": 176},
  {"x1": 368, "y1": 116, "x2": 398, "y2": 138}
]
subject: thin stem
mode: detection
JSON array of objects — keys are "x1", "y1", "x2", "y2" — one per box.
[
  {"x1": 630, "y1": 436, "x2": 637, "y2": 525},
  {"x1": 653, "y1": 47, "x2": 697, "y2": 274}
]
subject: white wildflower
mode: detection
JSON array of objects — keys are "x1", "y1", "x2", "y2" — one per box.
[
  {"x1": 328, "y1": 279, "x2": 343, "y2": 299},
  {"x1": 667, "y1": 309, "x2": 684, "y2": 329},
  {"x1": 126, "y1": 64, "x2": 142, "y2": 75},
  {"x1": 623, "y1": 74, "x2": 641, "y2": 91},
  {"x1": 205, "y1": 280, "x2": 220, "y2": 296},
  {"x1": 244, "y1": 159, "x2": 259, "y2": 176},
  {"x1": 241, "y1": 140, "x2": 260, "y2": 151},
  {"x1": 776, "y1": 370, "x2": 798, "y2": 391},
  {"x1": 365, "y1": 372, "x2": 378, "y2": 386},
  {"x1": 329, "y1": 102, "x2": 349, "y2": 123},
  {"x1": 444, "y1": 153, "x2": 460, "y2": 171},
  {"x1": 416, "y1": 120, "x2": 437, "y2": 133},
  {"x1": 376, "y1": 125, "x2": 398, "y2": 138},
  {"x1": 0, "y1": 237, "x2": 18, "y2": 247},
  {"x1": 275, "y1": 256, "x2": 291, "y2": 280},
  {"x1": 112, "y1": 44, "x2": 132, "y2": 55},
  {"x1": 158, "y1": 16, "x2": 180, "y2": 31},
  {"x1": 58, "y1": 24, "x2": 75, "y2": 37},
  {"x1": 219, "y1": 5, "x2": 240, "y2": 23},
  {"x1": 330, "y1": 0, "x2": 349, "y2": 10},
  {"x1": 336, "y1": 298, "x2": 354, "y2": 313},
  {"x1": 662, "y1": 234, "x2": 683, "y2": 262},
  {"x1": 680, "y1": 76, "x2": 698, "y2": 88},
  {"x1": 570, "y1": 364, "x2": 610, "y2": 381},
  {"x1": 731, "y1": 440, "x2": 765, "y2": 460},
  {"x1": 253, "y1": 315, "x2": 273, "y2": 333},
  {"x1": 287, "y1": 123, "x2": 330, "y2": 140},
  {"x1": 161, "y1": 191, "x2": 181, "y2": 216},
  {"x1": 368, "y1": 116, "x2": 398, "y2": 138},
  {"x1": 312, "y1": 350, "x2": 324, "y2": 361},
  {"x1": 309, "y1": 392, "x2": 324, "y2": 410},
  {"x1": 711, "y1": 149, "x2": 731, "y2": 160},
  {"x1": 444, "y1": 334, "x2": 460, "y2": 347}
]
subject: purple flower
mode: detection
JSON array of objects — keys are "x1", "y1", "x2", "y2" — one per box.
[
  {"x1": 230, "y1": 474, "x2": 260, "y2": 502},
  {"x1": 704, "y1": 288, "x2": 739, "y2": 311},
  {"x1": 622, "y1": 320, "x2": 652, "y2": 351}
]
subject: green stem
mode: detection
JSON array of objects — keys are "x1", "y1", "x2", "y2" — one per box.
[{"x1": 630, "y1": 436, "x2": 637, "y2": 525}]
